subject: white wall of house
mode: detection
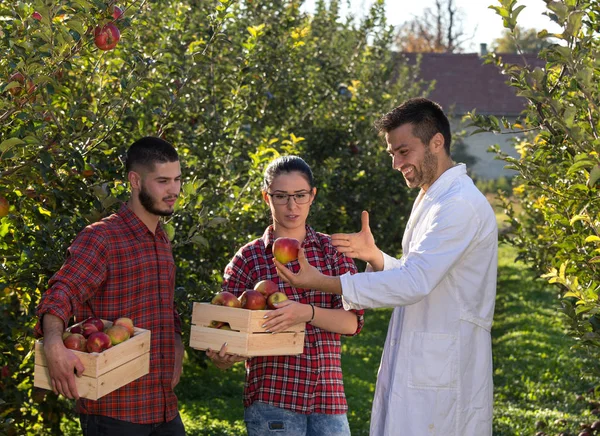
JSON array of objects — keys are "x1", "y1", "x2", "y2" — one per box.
[{"x1": 450, "y1": 117, "x2": 521, "y2": 180}]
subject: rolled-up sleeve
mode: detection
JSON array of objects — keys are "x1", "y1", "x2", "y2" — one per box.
[{"x1": 34, "y1": 228, "x2": 108, "y2": 337}]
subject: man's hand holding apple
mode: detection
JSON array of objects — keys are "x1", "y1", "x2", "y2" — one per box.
[{"x1": 274, "y1": 248, "x2": 343, "y2": 295}]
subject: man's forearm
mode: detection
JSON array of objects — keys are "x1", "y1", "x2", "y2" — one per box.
[
  {"x1": 42, "y1": 313, "x2": 66, "y2": 342},
  {"x1": 317, "y1": 274, "x2": 343, "y2": 295}
]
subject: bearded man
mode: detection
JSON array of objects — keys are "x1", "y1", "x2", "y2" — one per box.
[{"x1": 35, "y1": 137, "x2": 186, "y2": 435}]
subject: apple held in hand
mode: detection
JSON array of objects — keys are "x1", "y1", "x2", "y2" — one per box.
[
  {"x1": 253, "y1": 280, "x2": 278, "y2": 298},
  {"x1": 113, "y1": 317, "x2": 135, "y2": 336},
  {"x1": 211, "y1": 291, "x2": 242, "y2": 308},
  {"x1": 272, "y1": 237, "x2": 300, "y2": 264},
  {"x1": 105, "y1": 325, "x2": 130, "y2": 346},
  {"x1": 86, "y1": 332, "x2": 112, "y2": 353},
  {"x1": 63, "y1": 333, "x2": 87, "y2": 352},
  {"x1": 240, "y1": 290, "x2": 267, "y2": 310},
  {"x1": 267, "y1": 292, "x2": 289, "y2": 310}
]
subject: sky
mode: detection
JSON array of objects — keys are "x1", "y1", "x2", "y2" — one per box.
[{"x1": 301, "y1": 0, "x2": 561, "y2": 52}]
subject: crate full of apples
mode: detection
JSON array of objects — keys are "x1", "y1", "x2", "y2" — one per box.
[
  {"x1": 34, "y1": 316, "x2": 151, "y2": 400},
  {"x1": 189, "y1": 279, "x2": 306, "y2": 357}
]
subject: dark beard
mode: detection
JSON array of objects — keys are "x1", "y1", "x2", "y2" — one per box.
[{"x1": 139, "y1": 187, "x2": 174, "y2": 217}]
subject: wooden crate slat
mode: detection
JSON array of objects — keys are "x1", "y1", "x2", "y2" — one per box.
[
  {"x1": 189, "y1": 325, "x2": 304, "y2": 357},
  {"x1": 34, "y1": 364, "x2": 99, "y2": 399},
  {"x1": 96, "y1": 352, "x2": 150, "y2": 399},
  {"x1": 192, "y1": 302, "x2": 304, "y2": 333}
]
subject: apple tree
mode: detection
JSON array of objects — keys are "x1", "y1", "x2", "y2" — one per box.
[
  {"x1": 470, "y1": 1, "x2": 600, "y2": 363},
  {"x1": 1, "y1": 0, "x2": 425, "y2": 433}
]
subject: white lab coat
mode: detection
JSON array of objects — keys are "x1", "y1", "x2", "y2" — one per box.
[{"x1": 341, "y1": 164, "x2": 497, "y2": 436}]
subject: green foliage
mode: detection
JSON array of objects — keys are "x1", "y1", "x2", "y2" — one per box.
[
  {"x1": 493, "y1": 245, "x2": 599, "y2": 436},
  {"x1": 0, "y1": 0, "x2": 422, "y2": 433},
  {"x1": 470, "y1": 1, "x2": 600, "y2": 368},
  {"x1": 492, "y1": 25, "x2": 553, "y2": 54}
]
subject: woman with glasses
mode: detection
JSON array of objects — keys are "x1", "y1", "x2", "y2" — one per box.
[{"x1": 207, "y1": 155, "x2": 364, "y2": 436}]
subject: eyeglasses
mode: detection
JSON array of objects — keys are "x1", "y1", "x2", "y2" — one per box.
[{"x1": 267, "y1": 191, "x2": 312, "y2": 205}]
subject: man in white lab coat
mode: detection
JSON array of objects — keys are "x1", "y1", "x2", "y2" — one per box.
[{"x1": 275, "y1": 97, "x2": 497, "y2": 435}]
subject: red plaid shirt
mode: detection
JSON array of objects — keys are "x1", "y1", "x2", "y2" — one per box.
[
  {"x1": 222, "y1": 225, "x2": 364, "y2": 414},
  {"x1": 35, "y1": 203, "x2": 181, "y2": 424}
]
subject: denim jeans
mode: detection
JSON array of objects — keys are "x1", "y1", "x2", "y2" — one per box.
[
  {"x1": 244, "y1": 401, "x2": 351, "y2": 436},
  {"x1": 79, "y1": 413, "x2": 186, "y2": 436}
]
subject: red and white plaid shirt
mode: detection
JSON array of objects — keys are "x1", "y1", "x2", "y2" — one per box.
[
  {"x1": 35, "y1": 203, "x2": 181, "y2": 424},
  {"x1": 222, "y1": 225, "x2": 364, "y2": 414}
]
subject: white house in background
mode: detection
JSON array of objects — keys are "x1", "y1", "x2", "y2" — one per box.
[{"x1": 400, "y1": 46, "x2": 545, "y2": 180}]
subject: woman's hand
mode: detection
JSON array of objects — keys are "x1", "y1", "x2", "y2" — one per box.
[
  {"x1": 262, "y1": 300, "x2": 311, "y2": 333},
  {"x1": 206, "y1": 343, "x2": 246, "y2": 370}
]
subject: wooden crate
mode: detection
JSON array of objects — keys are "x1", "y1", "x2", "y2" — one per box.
[
  {"x1": 34, "y1": 320, "x2": 151, "y2": 400},
  {"x1": 189, "y1": 302, "x2": 305, "y2": 357}
]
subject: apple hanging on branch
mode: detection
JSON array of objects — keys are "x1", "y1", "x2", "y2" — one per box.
[{"x1": 94, "y1": 23, "x2": 120, "y2": 51}]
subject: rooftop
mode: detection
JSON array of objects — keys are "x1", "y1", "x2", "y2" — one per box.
[{"x1": 400, "y1": 51, "x2": 546, "y2": 116}]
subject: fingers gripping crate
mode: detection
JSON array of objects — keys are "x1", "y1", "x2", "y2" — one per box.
[
  {"x1": 34, "y1": 320, "x2": 151, "y2": 400},
  {"x1": 189, "y1": 303, "x2": 305, "y2": 357}
]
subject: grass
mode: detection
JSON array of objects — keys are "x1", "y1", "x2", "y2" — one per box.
[
  {"x1": 60, "y1": 242, "x2": 600, "y2": 435},
  {"x1": 492, "y1": 243, "x2": 599, "y2": 435}
]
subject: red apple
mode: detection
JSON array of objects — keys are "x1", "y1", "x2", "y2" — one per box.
[
  {"x1": 81, "y1": 322, "x2": 99, "y2": 338},
  {"x1": 253, "y1": 280, "x2": 279, "y2": 298},
  {"x1": 62, "y1": 331, "x2": 72, "y2": 341},
  {"x1": 112, "y1": 6, "x2": 124, "y2": 20},
  {"x1": 7, "y1": 72, "x2": 36, "y2": 97},
  {"x1": 63, "y1": 333, "x2": 87, "y2": 352},
  {"x1": 240, "y1": 290, "x2": 267, "y2": 310},
  {"x1": 0, "y1": 197, "x2": 8, "y2": 217},
  {"x1": 1, "y1": 366, "x2": 10, "y2": 378},
  {"x1": 113, "y1": 317, "x2": 134, "y2": 336},
  {"x1": 208, "y1": 320, "x2": 226, "y2": 329},
  {"x1": 32, "y1": 12, "x2": 42, "y2": 21},
  {"x1": 211, "y1": 291, "x2": 242, "y2": 308},
  {"x1": 86, "y1": 331, "x2": 112, "y2": 353},
  {"x1": 84, "y1": 317, "x2": 104, "y2": 332},
  {"x1": 267, "y1": 292, "x2": 289, "y2": 310},
  {"x1": 105, "y1": 325, "x2": 130, "y2": 345},
  {"x1": 94, "y1": 23, "x2": 120, "y2": 51},
  {"x1": 272, "y1": 237, "x2": 300, "y2": 264},
  {"x1": 69, "y1": 325, "x2": 82, "y2": 335}
]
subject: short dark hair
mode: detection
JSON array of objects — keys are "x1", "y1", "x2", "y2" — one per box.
[
  {"x1": 375, "y1": 98, "x2": 452, "y2": 154},
  {"x1": 263, "y1": 155, "x2": 314, "y2": 191},
  {"x1": 125, "y1": 137, "x2": 179, "y2": 172}
]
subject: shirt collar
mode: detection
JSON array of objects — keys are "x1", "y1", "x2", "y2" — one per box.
[
  {"x1": 262, "y1": 224, "x2": 320, "y2": 248},
  {"x1": 118, "y1": 202, "x2": 168, "y2": 242},
  {"x1": 422, "y1": 163, "x2": 467, "y2": 202}
]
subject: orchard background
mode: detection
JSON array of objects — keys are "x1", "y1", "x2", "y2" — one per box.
[{"x1": 2, "y1": 0, "x2": 600, "y2": 434}]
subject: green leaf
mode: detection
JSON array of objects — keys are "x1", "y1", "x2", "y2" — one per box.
[
  {"x1": 0, "y1": 138, "x2": 25, "y2": 153},
  {"x1": 588, "y1": 165, "x2": 600, "y2": 187},
  {"x1": 567, "y1": 159, "x2": 596, "y2": 175}
]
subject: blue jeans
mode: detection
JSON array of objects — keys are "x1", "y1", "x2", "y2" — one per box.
[
  {"x1": 79, "y1": 413, "x2": 186, "y2": 436},
  {"x1": 244, "y1": 402, "x2": 351, "y2": 436}
]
